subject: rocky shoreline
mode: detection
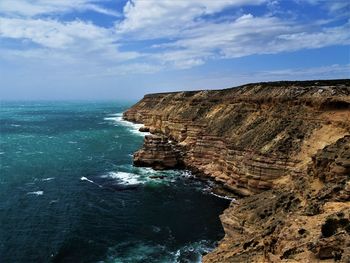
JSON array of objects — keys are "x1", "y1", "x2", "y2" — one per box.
[{"x1": 123, "y1": 80, "x2": 350, "y2": 262}]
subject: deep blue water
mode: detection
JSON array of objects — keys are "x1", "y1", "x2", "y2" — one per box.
[{"x1": 0, "y1": 101, "x2": 229, "y2": 263}]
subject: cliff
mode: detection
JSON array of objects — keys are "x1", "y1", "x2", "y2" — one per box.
[{"x1": 123, "y1": 80, "x2": 350, "y2": 262}]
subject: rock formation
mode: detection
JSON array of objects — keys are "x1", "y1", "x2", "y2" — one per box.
[
  {"x1": 133, "y1": 134, "x2": 183, "y2": 170},
  {"x1": 123, "y1": 80, "x2": 350, "y2": 262}
]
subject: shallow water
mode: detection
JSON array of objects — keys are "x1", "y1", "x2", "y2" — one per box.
[{"x1": 0, "y1": 101, "x2": 229, "y2": 263}]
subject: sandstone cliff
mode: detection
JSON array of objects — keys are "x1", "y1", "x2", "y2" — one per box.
[{"x1": 123, "y1": 80, "x2": 350, "y2": 262}]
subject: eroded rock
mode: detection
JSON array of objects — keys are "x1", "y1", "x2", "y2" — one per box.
[
  {"x1": 123, "y1": 80, "x2": 350, "y2": 262},
  {"x1": 133, "y1": 134, "x2": 183, "y2": 170}
]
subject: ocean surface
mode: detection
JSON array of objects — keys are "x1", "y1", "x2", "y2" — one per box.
[{"x1": 0, "y1": 101, "x2": 229, "y2": 263}]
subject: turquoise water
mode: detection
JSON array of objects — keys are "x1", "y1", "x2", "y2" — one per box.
[{"x1": 0, "y1": 101, "x2": 229, "y2": 263}]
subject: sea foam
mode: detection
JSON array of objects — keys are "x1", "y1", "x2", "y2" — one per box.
[
  {"x1": 104, "y1": 113, "x2": 149, "y2": 136},
  {"x1": 80, "y1": 176, "x2": 102, "y2": 187},
  {"x1": 42, "y1": 177, "x2": 55, "y2": 181},
  {"x1": 80, "y1": 176, "x2": 94, "y2": 183},
  {"x1": 101, "y1": 172, "x2": 141, "y2": 185},
  {"x1": 27, "y1": 191, "x2": 44, "y2": 196}
]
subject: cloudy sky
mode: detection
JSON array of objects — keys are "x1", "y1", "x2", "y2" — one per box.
[{"x1": 0, "y1": 0, "x2": 349, "y2": 100}]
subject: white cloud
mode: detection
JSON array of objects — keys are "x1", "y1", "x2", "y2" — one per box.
[
  {"x1": 149, "y1": 14, "x2": 350, "y2": 68},
  {"x1": 0, "y1": 0, "x2": 120, "y2": 17},
  {"x1": 112, "y1": 0, "x2": 350, "y2": 69},
  {"x1": 296, "y1": 0, "x2": 350, "y2": 15},
  {"x1": 0, "y1": 0, "x2": 348, "y2": 76},
  {"x1": 252, "y1": 64, "x2": 350, "y2": 79},
  {"x1": 86, "y1": 63, "x2": 162, "y2": 77},
  {"x1": 117, "y1": 0, "x2": 267, "y2": 38},
  {"x1": 0, "y1": 17, "x2": 140, "y2": 73},
  {"x1": 152, "y1": 49, "x2": 211, "y2": 69},
  {"x1": 0, "y1": 17, "x2": 112, "y2": 49}
]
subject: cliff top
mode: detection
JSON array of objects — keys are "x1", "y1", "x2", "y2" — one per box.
[{"x1": 143, "y1": 79, "x2": 350, "y2": 99}]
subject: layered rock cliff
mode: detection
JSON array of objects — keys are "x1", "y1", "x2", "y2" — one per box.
[{"x1": 123, "y1": 80, "x2": 350, "y2": 262}]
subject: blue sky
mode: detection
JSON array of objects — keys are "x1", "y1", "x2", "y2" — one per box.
[{"x1": 0, "y1": 0, "x2": 349, "y2": 100}]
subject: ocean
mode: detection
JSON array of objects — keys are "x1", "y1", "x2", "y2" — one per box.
[{"x1": 0, "y1": 101, "x2": 229, "y2": 263}]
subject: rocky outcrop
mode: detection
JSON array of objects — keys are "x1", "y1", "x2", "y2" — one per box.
[
  {"x1": 123, "y1": 80, "x2": 350, "y2": 262},
  {"x1": 138, "y1": 126, "x2": 150, "y2": 132},
  {"x1": 133, "y1": 134, "x2": 183, "y2": 170},
  {"x1": 206, "y1": 135, "x2": 350, "y2": 262}
]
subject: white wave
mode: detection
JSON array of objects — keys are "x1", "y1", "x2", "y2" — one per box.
[
  {"x1": 80, "y1": 176, "x2": 102, "y2": 187},
  {"x1": 80, "y1": 176, "x2": 94, "y2": 183},
  {"x1": 101, "y1": 172, "x2": 141, "y2": 185},
  {"x1": 68, "y1": 141, "x2": 78, "y2": 144},
  {"x1": 173, "y1": 240, "x2": 214, "y2": 263},
  {"x1": 42, "y1": 177, "x2": 55, "y2": 181},
  {"x1": 210, "y1": 192, "x2": 236, "y2": 201},
  {"x1": 108, "y1": 242, "x2": 168, "y2": 262},
  {"x1": 0, "y1": 152, "x2": 4, "y2": 155},
  {"x1": 100, "y1": 166, "x2": 179, "y2": 187},
  {"x1": 27, "y1": 191, "x2": 44, "y2": 196},
  {"x1": 181, "y1": 170, "x2": 193, "y2": 178},
  {"x1": 104, "y1": 113, "x2": 148, "y2": 136},
  {"x1": 10, "y1": 124, "x2": 21, "y2": 127},
  {"x1": 108, "y1": 113, "x2": 123, "y2": 117}
]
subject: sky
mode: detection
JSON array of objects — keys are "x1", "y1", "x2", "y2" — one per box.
[{"x1": 0, "y1": 0, "x2": 349, "y2": 100}]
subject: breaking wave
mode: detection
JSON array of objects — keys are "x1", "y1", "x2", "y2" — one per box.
[{"x1": 104, "y1": 113, "x2": 150, "y2": 136}]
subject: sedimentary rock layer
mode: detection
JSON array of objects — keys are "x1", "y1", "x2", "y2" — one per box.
[
  {"x1": 124, "y1": 80, "x2": 350, "y2": 262},
  {"x1": 133, "y1": 134, "x2": 183, "y2": 170}
]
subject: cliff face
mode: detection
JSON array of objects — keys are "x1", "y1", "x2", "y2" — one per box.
[{"x1": 123, "y1": 80, "x2": 350, "y2": 262}]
